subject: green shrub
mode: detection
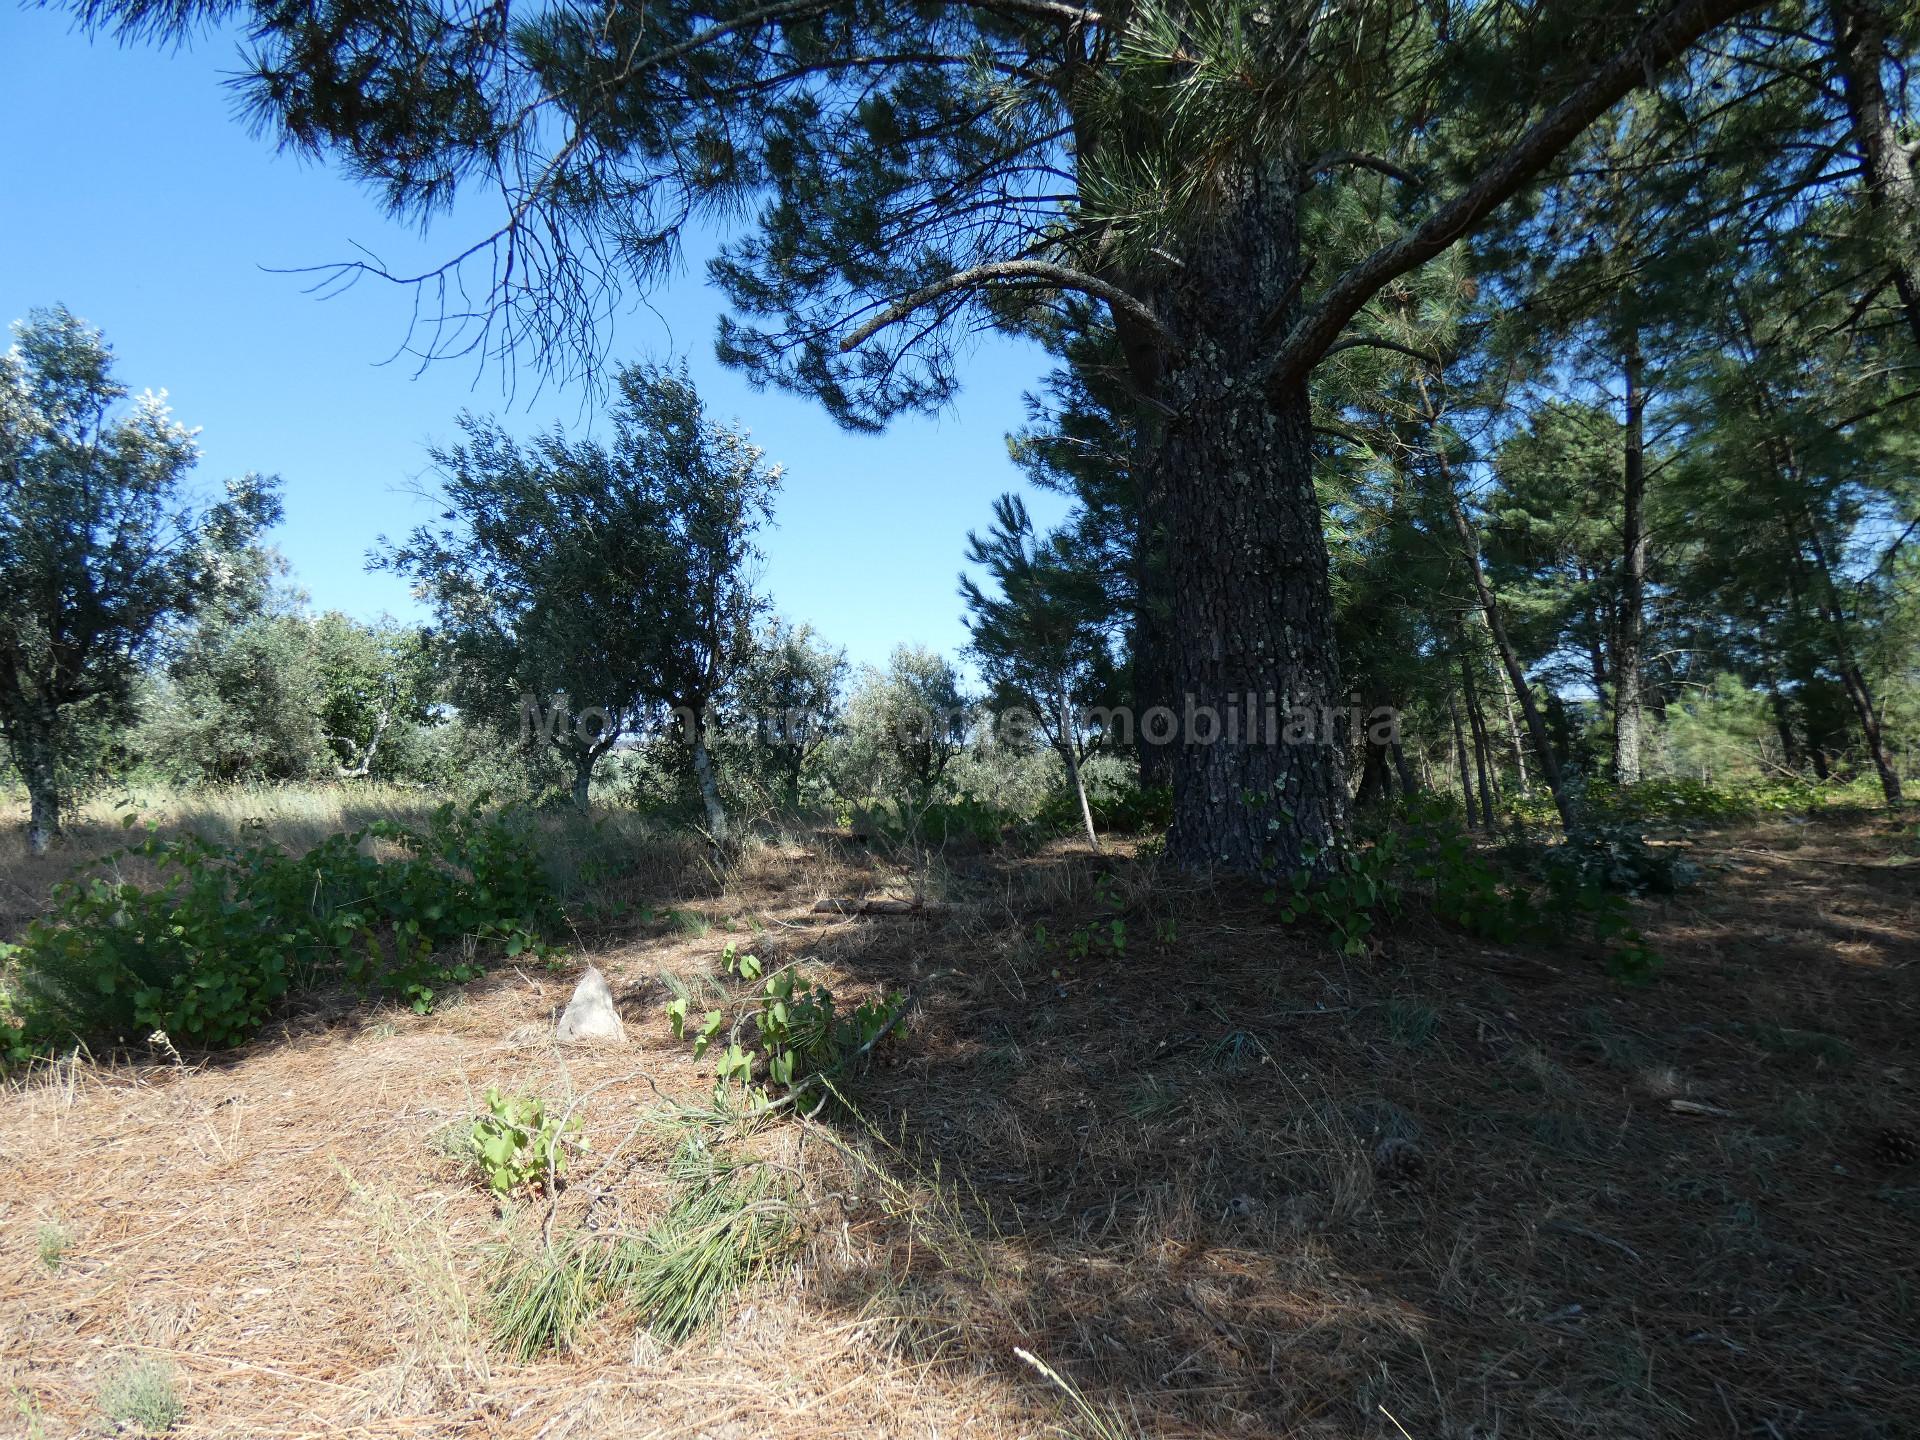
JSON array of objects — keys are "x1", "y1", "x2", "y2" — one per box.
[
  {"x1": 1528, "y1": 821, "x2": 1697, "y2": 897},
  {"x1": 467, "y1": 1087, "x2": 584, "y2": 1197},
  {"x1": 1399, "y1": 798, "x2": 1664, "y2": 983},
  {"x1": 1266, "y1": 836, "x2": 1402, "y2": 956},
  {"x1": 918, "y1": 792, "x2": 1015, "y2": 847},
  {"x1": 1033, "y1": 779, "x2": 1173, "y2": 840},
  {"x1": 665, "y1": 947, "x2": 903, "y2": 1104},
  {"x1": 9, "y1": 801, "x2": 559, "y2": 1054},
  {"x1": 97, "y1": 1356, "x2": 180, "y2": 1434}
]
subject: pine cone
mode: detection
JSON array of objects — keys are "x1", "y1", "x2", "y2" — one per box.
[
  {"x1": 1873, "y1": 1126, "x2": 1918, "y2": 1168},
  {"x1": 1373, "y1": 1136, "x2": 1425, "y2": 1184}
]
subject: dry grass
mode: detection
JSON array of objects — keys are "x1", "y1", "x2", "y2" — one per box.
[
  {"x1": 0, "y1": 784, "x2": 721, "y2": 945},
  {"x1": 1, "y1": 804, "x2": 1916, "y2": 1438}
]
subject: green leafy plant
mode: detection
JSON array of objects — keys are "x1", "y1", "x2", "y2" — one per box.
[
  {"x1": 6, "y1": 801, "x2": 559, "y2": 1056},
  {"x1": 664, "y1": 952, "x2": 903, "y2": 1104},
  {"x1": 720, "y1": 940, "x2": 763, "y2": 981},
  {"x1": 467, "y1": 1087, "x2": 584, "y2": 1197},
  {"x1": 1265, "y1": 835, "x2": 1401, "y2": 956},
  {"x1": 1402, "y1": 799, "x2": 1663, "y2": 983}
]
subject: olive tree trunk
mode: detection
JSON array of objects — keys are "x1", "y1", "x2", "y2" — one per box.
[
  {"x1": 689, "y1": 721, "x2": 730, "y2": 843},
  {"x1": 15, "y1": 722, "x2": 62, "y2": 856}
]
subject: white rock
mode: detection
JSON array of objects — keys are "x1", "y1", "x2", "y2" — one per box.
[{"x1": 554, "y1": 965, "x2": 627, "y2": 1045}]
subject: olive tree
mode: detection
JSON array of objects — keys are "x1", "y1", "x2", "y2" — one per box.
[{"x1": 0, "y1": 307, "x2": 277, "y2": 850}]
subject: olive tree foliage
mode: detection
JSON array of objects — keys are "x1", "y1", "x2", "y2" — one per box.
[
  {"x1": 378, "y1": 364, "x2": 777, "y2": 824},
  {"x1": 139, "y1": 597, "x2": 326, "y2": 784},
  {"x1": 0, "y1": 307, "x2": 278, "y2": 851},
  {"x1": 834, "y1": 645, "x2": 971, "y2": 809},
  {"x1": 721, "y1": 619, "x2": 847, "y2": 807},
  {"x1": 310, "y1": 613, "x2": 439, "y2": 778},
  {"x1": 137, "y1": 551, "x2": 440, "y2": 785},
  {"x1": 76, "y1": 0, "x2": 1786, "y2": 872}
]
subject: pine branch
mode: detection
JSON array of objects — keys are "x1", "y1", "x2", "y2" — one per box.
[
  {"x1": 1260, "y1": 0, "x2": 1768, "y2": 391},
  {"x1": 839, "y1": 261, "x2": 1173, "y2": 351},
  {"x1": 1304, "y1": 151, "x2": 1422, "y2": 189},
  {"x1": 1323, "y1": 335, "x2": 1444, "y2": 366}
]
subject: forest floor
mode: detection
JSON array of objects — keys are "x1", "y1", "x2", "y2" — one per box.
[{"x1": 1, "y1": 799, "x2": 1917, "y2": 1439}]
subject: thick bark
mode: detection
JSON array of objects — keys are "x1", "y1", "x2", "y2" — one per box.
[
  {"x1": 1831, "y1": 0, "x2": 1920, "y2": 354},
  {"x1": 1150, "y1": 156, "x2": 1347, "y2": 875},
  {"x1": 570, "y1": 754, "x2": 595, "y2": 814},
  {"x1": 1613, "y1": 343, "x2": 1649, "y2": 785}
]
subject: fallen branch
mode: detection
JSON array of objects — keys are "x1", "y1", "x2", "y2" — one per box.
[{"x1": 811, "y1": 897, "x2": 944, "y2": 916}]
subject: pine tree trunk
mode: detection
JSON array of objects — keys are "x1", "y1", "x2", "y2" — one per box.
[
  {"x1": 1460, "y1": 647, "x2": 1498, "y2": 828},
  {"x1": 1800, "y1": 507, "x2": 1903, "y2": 802},
  {"x1": 1390, "y1": 739, "x2": 1418, "y2": 798},
  {"x1": 1355, "y1": 741, "x2": 1384, "y2": 807},
  {"x1": 1768, "y1": 682, "x2": 1804, "y2": 771},
  {"x1": 1501, "y1": 679, "x2": 1531, "y2": 794},
  {"x1": 1152, "y1": 155, "x2": 1346, "y2": 875},
  {"x1": 1441, "y1": 470, "x2": 1575, "y2": 828},
  {"x1": 1449, "y1": 696, "x2": 1478, "y2": 829},
  {"x1": 1831, "y1": 0, "x2": 1920, "y2": 354},
  {"x1": 1613, "y1": 343, "x2": 1649, "y2": 785}
]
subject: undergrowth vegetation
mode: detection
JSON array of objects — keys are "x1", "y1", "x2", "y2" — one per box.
[
  {"x1": 467, "y1": 1088, "x2": 585, "y2": 1198},
  {"x1": 488, "y1": 1128, "x2": 800, "y2": 1360},
  {"x1": 668, "y1": 941, "x2": 905, "y2": 1104},
  {"x1": 1267, "y1": 798, "x2": 1669, "y2": 981},
  {"x1": 0, "y1": 801, "x2": 559, "y2": 1054}
]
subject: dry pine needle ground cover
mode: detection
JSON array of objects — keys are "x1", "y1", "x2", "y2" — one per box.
[{"x1": 1, "y1": 804, "x2": 1917, "y2": 1439}]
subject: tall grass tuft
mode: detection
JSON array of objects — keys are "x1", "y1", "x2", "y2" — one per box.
[
  {"x1": 489, "y1": 1236, "x2": 607, "y2": 1361},
  {"x1": 607, "y1": 1140, "x2": 796, "y2": 1341},
  {"x1": 488, "y1": 1137, "x2": 796, "y2": 1359}
]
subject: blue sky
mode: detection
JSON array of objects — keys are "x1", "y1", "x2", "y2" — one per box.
[{"x1": 0, "y1": 10, "x2": 1064, "y2": 672}]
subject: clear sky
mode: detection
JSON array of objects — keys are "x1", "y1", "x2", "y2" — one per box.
[{"x1": 0, "y1": 9, "x2": 1065, "y2": 672}]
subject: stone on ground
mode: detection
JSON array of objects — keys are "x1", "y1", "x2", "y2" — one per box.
[{"x1": 554, "y1": 965, "x2": 627, "y2": 1045}]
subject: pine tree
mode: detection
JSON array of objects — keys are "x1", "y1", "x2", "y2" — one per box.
[{"x1": 72, "y1": 0, "x2": 1787, "y2": 872}]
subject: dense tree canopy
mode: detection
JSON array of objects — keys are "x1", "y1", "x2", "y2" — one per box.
[
  {"x1": 74, "y1": 0, "x2": 1864, "y2": 874},
  {"x1": 0, "y1": 307, "x2": 277, "y2": 850},
  {"x1": 378, "y1": 364, "x2": 777, "y2": 823}
]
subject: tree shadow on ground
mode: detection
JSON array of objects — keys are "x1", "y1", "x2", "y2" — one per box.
[{"x1": 785, "y1": 811, "x2": 1920, "y2": 1439}]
